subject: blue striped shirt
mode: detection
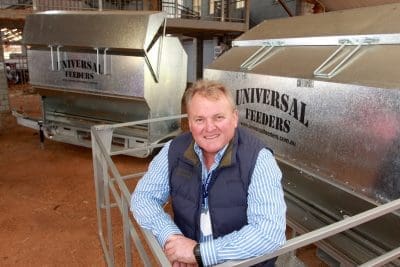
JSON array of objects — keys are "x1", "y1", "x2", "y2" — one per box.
[{"x1": 131, "y1": 140, "x2": 286, "y2": 266}]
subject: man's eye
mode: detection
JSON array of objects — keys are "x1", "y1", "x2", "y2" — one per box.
[
  {"x1": 216, "y1": 116, "x2": 224, "y2": 120},
  {"x1": 195, "y1": 118, "x2": 203, "y2": 123}
]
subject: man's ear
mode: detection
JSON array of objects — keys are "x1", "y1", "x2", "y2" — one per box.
[
  {"x1": 187, "y1": 116, "x2": 193, "y2": 131},
  {"x1": 233, "y1": 109, "x2": 239, "y2": 127}
]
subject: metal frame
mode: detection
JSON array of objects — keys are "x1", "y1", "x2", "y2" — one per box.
[
  {"x1": 144, "y1": 18, "x2": 167, "y2": 83},
  {"x1": 1, "y1": 0, "x2": 247, "y2": 22},
  {"x1": 91, "y1": 114, "x2": 186, "y2": 267},
  {"x1": 91, "y1": 115, "x2": 400, "y2": 267}
]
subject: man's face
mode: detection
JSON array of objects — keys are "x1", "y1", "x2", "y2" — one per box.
[{"x1": 188, "y1": 93, "x2": 238, "y2": 156}]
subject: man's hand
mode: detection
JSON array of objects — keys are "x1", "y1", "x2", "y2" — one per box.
[{"x1": 164, "y1": 234, "x2": 197, "y2": 265}]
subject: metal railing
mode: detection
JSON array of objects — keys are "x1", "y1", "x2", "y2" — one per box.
[
  {"x1": 161, "y1": 1, "x2": 200, "y2": 19},
  {"x1": 0, "y1": 0, "x2": 32, "y2": 9},
  {"x1": 1, "y1": 0, "x2": 247, "y2": 21},
  {"x1": 91, "y1": 115, "x2": 186, "y2": 267},
  {"x1": 212, "y1": 0, "x2": 246, "y2": 22},
  {"x1": 161, "y1": 0, "x2": 246, "y2": 22},
  {"x1": 91, "y1": 115, "x2": 400, "y2": 267}
]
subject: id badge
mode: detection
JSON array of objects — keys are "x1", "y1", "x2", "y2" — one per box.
[{"x1": 200, "y1": 209, "x2": 213, "y2": 236}]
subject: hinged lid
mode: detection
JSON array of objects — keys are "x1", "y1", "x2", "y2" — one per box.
[{"x1": 23, "y1": 11, "x2": 166, "y2": 52}]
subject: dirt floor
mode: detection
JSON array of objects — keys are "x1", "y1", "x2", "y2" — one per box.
[{"x1": 0, "y1": 84, "x2": 327, "y2": 267}]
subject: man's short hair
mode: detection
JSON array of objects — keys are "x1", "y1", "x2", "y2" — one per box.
[{"x1": 184, "y1": 80, "x2": 236, "y2": 110}]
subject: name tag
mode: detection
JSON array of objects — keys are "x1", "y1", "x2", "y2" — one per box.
[{"x1": 200, "y1": 209, "x2": 213, "y2": 236}]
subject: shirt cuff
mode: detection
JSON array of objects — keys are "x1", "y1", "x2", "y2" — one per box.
[
  {"x1": 200, "y1": 239, "x2": 218, "y2": 266},
  {"x1": 157, "y1": 225, "x2": 182, "y2": 248}
]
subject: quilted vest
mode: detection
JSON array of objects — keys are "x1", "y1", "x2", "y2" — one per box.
[{"x1": 168, "y1": 127, "x2": 268, "y2": 241}]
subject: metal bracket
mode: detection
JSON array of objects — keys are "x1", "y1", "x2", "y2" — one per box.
[
  {"x1": 94, "y1": 47, "x2": 110, "y2": 75},
  {"x1": 144, "y1": 18, "x2": 167, "y2": 83},
  {"x1": 48, "y1": 45, "x2": 55, "y2": 71},
  {"x1": 103, "y1": 48, "x2": 109, "y2": 75},
  {"x1": 240, "y1": 44, "x2": 276, "y2": 71},
  {"x1": 56, "y1": 45, "x2": 62, "y2": 71},
  {"x1": 94, "y1": 47, "x2": 100, "y2": 74},
  {"x1": 313, "y1": 42, "x2": 362, "y2": 79},
  {"x1": 48, "y1": 45, "x2": 63, "y2": 71}
]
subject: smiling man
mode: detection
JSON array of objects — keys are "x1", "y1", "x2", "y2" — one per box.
[{"x1": 131, "y1": 80, "x2": 286, "y2": 267}]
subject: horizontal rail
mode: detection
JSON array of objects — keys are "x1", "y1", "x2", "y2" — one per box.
[
  {"x1": 359, "y1": 247, "x2": 400, "y2": 267},
  {"x1": 93, "y1": 114, "x2": 187, "y2": 131},
  {"x1": 216, "y1": 197, "x2": 400, "y2": 266},
  {"x1": 109, "y1": 142, "x2": 165, "y2": 157},
  {"x1": 92, "y1": 129, "x2": 131, "y2": 202}
]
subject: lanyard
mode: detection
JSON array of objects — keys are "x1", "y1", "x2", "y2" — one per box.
[
  {"x1": 195, "y1": 143, "x2": 228, "y2": 207},
  {"x1": 201, "y1": 171, "x2": 213, "y2": 206}
]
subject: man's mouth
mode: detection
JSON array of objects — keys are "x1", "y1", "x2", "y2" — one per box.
[{"x1": 204, "y1": 134, "x2": 219, "y2": 140}]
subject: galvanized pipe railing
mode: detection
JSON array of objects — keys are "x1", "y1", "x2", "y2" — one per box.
[
  {"x1": 218, "y1": 198, "x2": 400, "y2": 266},
  {"x1": 92, "y1": 130, "x2": 167, "y2": 266},
  {"x1": 91, "y1": 115, "x2": 187, "y2": 267},
  {"x1": 91, "y1": 115, "x2": 400, "y2": 267}
]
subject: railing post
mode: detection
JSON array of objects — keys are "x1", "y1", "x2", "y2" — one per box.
[
  {"x1": 32, "y1": 0, "x2": 38, "y2": 11},
  {"x1": 98, "y1": 0, "x2": 103, "y2": 11},
  {"x1": 91, "y1": 127, "x2": 114, "y2": 266},
  {"x1": 221, "y1": 0, "x2": 225, "y2": 21},
  {"x1": 103, "y1": 164, "x2": 115, "y2": 266},
  {"x1": 245, "y1": 0, "x2": 250, "y2": 29},
  {"x1": 122, "y1": 197, "x2": 132, "y2": 267}
]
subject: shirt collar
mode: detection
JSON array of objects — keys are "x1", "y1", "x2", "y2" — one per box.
[{"x1": 193, "y1": 143, "x2": 229, "y2": 171}]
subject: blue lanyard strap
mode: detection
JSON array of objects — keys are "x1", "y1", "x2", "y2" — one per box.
[
  {"x1": 195, "y1": 143, "x2": 228, "y2": 207},
  {"x1": 202, "y1": 172, "x2": 213, "y2": 206}
]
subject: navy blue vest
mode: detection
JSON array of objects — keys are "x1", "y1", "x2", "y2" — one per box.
[{"x1": 168, "y1": 127, "x2": 268, "y2": 241}]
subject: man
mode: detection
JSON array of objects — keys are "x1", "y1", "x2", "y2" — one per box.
[{"x1": 131, "y1": 80, "x2": 286, "y2": 266}]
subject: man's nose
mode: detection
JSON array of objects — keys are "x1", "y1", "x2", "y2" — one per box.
[{"x1": 205, "y1": 119, "x2": 216, "y2": 131}]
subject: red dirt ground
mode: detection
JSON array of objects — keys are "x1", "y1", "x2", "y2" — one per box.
[{"x1": 0, "y1": 84, "x2": 326, "y2": 266}]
